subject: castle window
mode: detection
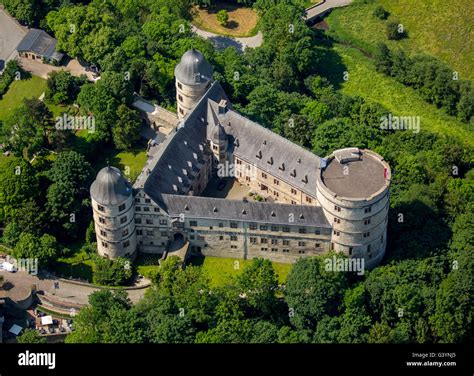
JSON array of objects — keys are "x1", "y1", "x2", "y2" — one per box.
[
  {"x1": 101, "y1": 241, "x2": 108, "y2": 248},
  {"x1": 367, "y1": 245, "x2": 371, "y2": 252},
  {"x1": 123, "y1": 240, "x2": 130, "y2": 248},
  {"x1": 230, "y1": 222, "x2": 238, "y2": 229},
  {"x1": 219, "y1": 236, "x2": 224, "y2": 240},
  {"x1": 291, "y1": 188, "x2": 297, "y2": 195},
  {"x1": 271, "y1": 239, "x2": 278, "y2": 245},
  {"x1": 334, "y1": 218, "x2": 341, "y2": 224},
  {"x1": 136, "y1": 207, "x2": 141, "y2": 211},
  {"x1": 334, "y1": 205, "x2": 341, "y2": 212},
  {"x1": 122, "y1": 229, "x2": 129, "y2": 237},
  {"x1": 145, "y1": 198, "x2": 151, "y2": 204},
  {"x1": 282, "y1": 249, "x2": 289, "y2": 253},
  {"x1": 282, "y1": 227, "x2": 290, "y2": 233},
  {"x1": 178, "y1": 95, "x2": 183, "y2": 102},
  {"x1": 146, "y1": 230, "x2": 154, "y2": 236},
  {"x1": 249, "y1": 223, "x2": 257, "y2": 230},
  {"x1": 261, "y1": 172, "x2": 267, "y2": 179},
  {"x1": 100, "y1": 230, "x2": 107, "y2": 237},
  {"x1": 146, "y1": 219, "x2": 153, "y2": 225},
  {"x1": 99, "y1": 217, "x2": 106, "y2": 224},
  {"x1": 283, "y1": 240, "x2": 290, "y2": 246},
  {"x1": 274, "y1": 179, "x2": 279, "y2": 185},
  {"x1": 298, "y1": 250, "x2": 305, "y2": 254},
  {"x1": 179, "y1": 108, "x2": 184, "y2": 115},
  {"x1": 333, "y1": 230, "x2": 340, "y2": 236},
  {"x1": 150, "y1": 241, "x2": 154, "y2": 245},
  {"x1": 363, "y1": 232, "x2": 370, "y2": 238},
  {"x1": 178, "y1": 82, "x2": 182, "y2": 89},
  {"x1": 137, "y1": 230, "x2": 143, "y2": 235},
  {"x1": 236, "y1": 159, "x2": 242, "y2": 165},
  {"x1": 299, "y1": 228, "x2": 307, "y2": 234},
  {"x1": 154, "y1": 207, "x2": 160, "y2": 212},
  {"x1": 315, "y1": 229, "x2": 321, "y2": 235},
  {"x1": 271, "y1": 248, "x2": 278, "y2": 252},
  {"x1": 120, "y1": 216, "x2": 127, "y2": 224},
  {"x1": 260, "y1": 225, "x2": 268, "y2": 231},
  {"x1": 118, "y1": 203, "x2": 126, "y2": 212},
  {"x1": 315, "y1": 243, "x2": 321, "y2": 248},
  {"x1": 250, "y1": 237, "x2": 257, "y2": 244},
  {"x1": 135, "y1": 198, "x2": 140, "y2": 203},
  {"x1": 161, "y1": 231, "x2": 168, "y2": 237},
  {"x1": 306, "y1": 196, "x2": 312, "y2": 204},
  {"x1": 135, "y1": 218, "x2": 142, "y2": 224},
  {"x1": 97, "y1": 205, "x2": 105, "y2": 212},
  {"x1": 271, "y1": 225, "x2": 279, "y2": 232},
  {"x1": 365, "y1": 207, "x2": 372, "y2": 213},
  {"x1": 364, "y1": 219, "x2": 371, "y2": 225},
  {"x1": 230, "y1": 235, "x2": 238, "y2": 241},
  {"x1": 143, "y1": 207, "x2": 150, "y2": 212},
  {"x1": 219, "y1": 223, "x2": 223, "y2": 228},
  {"x1": 231, "y1": 245, "x2": 238, "y2": 249},
  {"x1": 159, "y1": 219, "x2": 167, "y2": 225},
  {"x1": 261, "y1": 238, "x2": 268, "y2": 244},
  {"x1": 349, "y1": 247, "x2": 353, "y2": 255},
  {"x1": 261, "y1": 248, "x2": 267, "y2": 251},
  {"x1": 190, "y1": 221, "x2": 198, "y2": 226},
  {"x1": 298, "y1": 241, "x2": 306, "y2": 247}
]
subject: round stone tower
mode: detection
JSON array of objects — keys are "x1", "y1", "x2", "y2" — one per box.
[
  {"x1": 316, "y1": 148, "x2": 391, "y2": 269},
  {"x1": 90, "y1": 166, "x2": 137, "y2": 260},
  {"x1": 175, "y1": 48, "x2": 213, "y2": 119}
]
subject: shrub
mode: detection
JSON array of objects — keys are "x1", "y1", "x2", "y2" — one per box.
[
  {"x1": 386, "y1": 20, "x2": 405, "y2": 40},
  {"x1": 373, "y1": 6, "x2": 389, "y2": 20},
  {"x1": 216, "y1": 10, "x2": 229, "y2": 26},
  {"x1": 92, "y1": 256, "x2": 132, "y2": 286}
]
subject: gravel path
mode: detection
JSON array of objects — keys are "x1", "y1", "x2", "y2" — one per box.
[{"x1": 192, "y1": 25, "x2": 263, "y2": 52}]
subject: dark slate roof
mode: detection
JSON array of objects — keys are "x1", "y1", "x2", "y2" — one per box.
[
  {"x1": 161, "y1": 194, "x2": 331, "y2": 227},
  {"x1": 17, "y1": 29, "x2": 63, "y2": 60},
  {"x1": 90, "y1": 166, "x2": 133, "y2": 205},
  {"x1": 207, "y1": 100, "x2": 321, "y2": 197},
  {"x1": 135, "y1": 81, "x2": 229, "y2": 203},
  {"x1": 207, "y1": 102, "x2": 227, "y2": 143},
  {"x1": 174, "y1": 49, "x2": 213, "y2": 86}
]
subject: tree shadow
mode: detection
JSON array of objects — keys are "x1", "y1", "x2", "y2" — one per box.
[{"x1": 384, "y1": 199, "x2": 451, "y2": 263}]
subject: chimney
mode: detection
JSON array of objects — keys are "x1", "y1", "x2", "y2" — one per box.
[{"x1": 218, "y1": 99, "x2": 228, "y2": 114}]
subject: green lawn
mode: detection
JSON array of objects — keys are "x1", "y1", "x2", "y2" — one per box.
[
  {"x1": 331, "y1": 44, "x2": 474, "y2": 148},
  {"x1": 190, "y1": 256, "x2": 292, "y2": 287},
  {"x1": 0, "y1": 75, "x2": 71, "y2": 121},
  {"x1": 326, "y1": 0, "x2": 474, "y2": 82},
  {"x1": 54, "y1": 244, "x2": 94, "y2": 282},
  {"x1": 0, "y1": 76, "x2": 47, "y2": 121}
]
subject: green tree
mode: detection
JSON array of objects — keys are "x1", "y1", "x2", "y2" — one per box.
[
  {"x1": 17, "y1": 329, "x2": 47, "y2": 344},
  {"x1": 285, "y1": 254, "x2": 350, "y2": 330},
  {"x1": 92, "y1": 256, "x2": 132, "y2": 286},
  {"x1": 216, "y1": 10, "x2": 229, "y2": 26},
  {"x1": 112, "y1": 104, "x2": 141, "y2": 150},
  {"x1": 13, "y1": 232, "x2": 59, "y2": 267}
]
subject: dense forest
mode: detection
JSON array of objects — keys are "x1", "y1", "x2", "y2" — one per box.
[{"x1": 1, "y1": 0, "x2": 472, "y2": 344}]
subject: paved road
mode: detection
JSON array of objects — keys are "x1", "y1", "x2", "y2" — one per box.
[
  {"x1": 192, "y1": 25, "x2": 263, "y2": 52},
  {"x1": 0, "y1": 8, "x2": 26, "y2": 62},
  {"x1": 1, "y1": 269, "x2": 148, "y2": 307},
  {"x1": 305, "y1": 0, "x2": 353, "y2": 21}
]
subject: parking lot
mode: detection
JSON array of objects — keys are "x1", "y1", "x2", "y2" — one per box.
[{"x1": 0, "y1": 8, "x2": 26, "y2": 62}]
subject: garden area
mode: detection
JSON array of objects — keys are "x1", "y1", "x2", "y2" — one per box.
[
  {"x1": 192, "y1": 2, "x2": 259, "y2": 37},
  {"x1": 190, "y1": 255, "x2": 291, "y2": 287}
]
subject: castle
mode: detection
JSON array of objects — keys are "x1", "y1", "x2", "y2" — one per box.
[{"x1": 90, "y1": 49, "x2": 391, "y2": 269}]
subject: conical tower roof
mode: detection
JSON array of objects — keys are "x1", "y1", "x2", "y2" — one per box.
[{"x1": 90, "y1": 166, "x2": 132, "y2": 205}]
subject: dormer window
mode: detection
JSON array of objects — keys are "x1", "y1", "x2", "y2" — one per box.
[
  {"x1": 291, "y1": 169, "x2": 296, "y2": 178},
  {"x1": 301, "y1": 175, "x2": 308, "y2": 184},
  {"x1": 267, "y1": 157, "x2": 273, "y2": 165},
  {"x1": 256, "y1": 150, "x2": 262, "y2": 159},
  {"x1": 279, "y1": 163, "x2": 285, "y2": 171}
]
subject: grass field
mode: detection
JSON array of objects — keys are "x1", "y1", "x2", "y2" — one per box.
[
  {"x1": 0, "y1": 76, "x2": 47, "y2": 121},
  {"x1": 328, "y1": 44, "x2": 474, "y2": 148},
  {"x1": 190, "y1": 256, "x2": 292, "y2": 287},
  {"x1": 54, "y1": 245, "x2": 94, "y2": 282},
  {"x1": 192, "y1": 3, "x2": 259, "y2": 37},
  {"x1": 326, "y1": 0, "x2": 474, "y2": 83},
  {"x1": 0, "y1": 75, "x2": 71, "y2": 121}
]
